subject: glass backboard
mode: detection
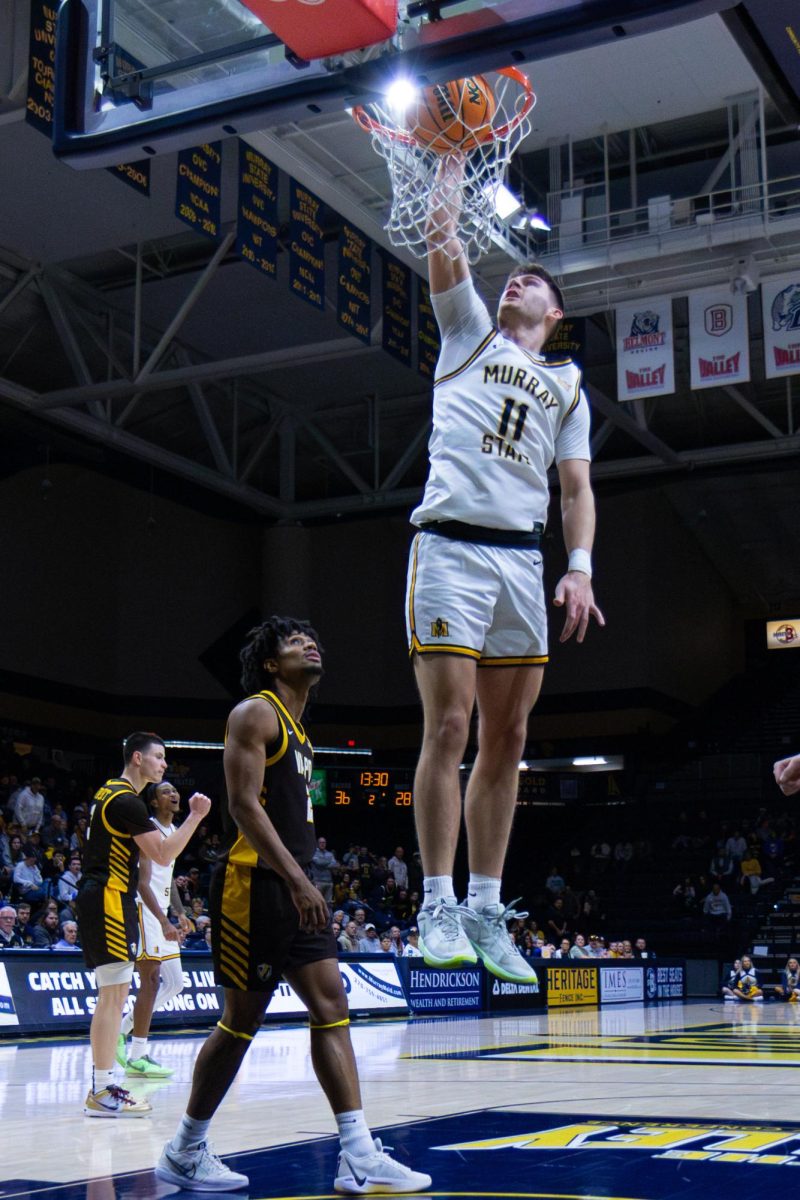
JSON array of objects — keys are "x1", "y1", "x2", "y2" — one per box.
[{"x1": 54, "y1": 0, "x2": 737, "y2": 168}]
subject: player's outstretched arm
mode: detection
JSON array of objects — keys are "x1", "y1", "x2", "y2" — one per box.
[
  {"x1": 426, "y1": 152, "x2": 470, "y2": 295},
  {"x1": 225, "y1": 700, "x2": 329, "y2": 932},
  {"x1": 553, "y1": 457, "x2": 605, "y2": 643},
  {"x1": 134, "y1": 794, "x2": 211, "y2": 866},
  {"x1": 774, "y1": 754, "x2": 800, "y2": 796}
]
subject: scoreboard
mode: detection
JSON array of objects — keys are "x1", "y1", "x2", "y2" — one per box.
[{"x1": 318, "y1": 768, "x2": 415, "y2": 810}]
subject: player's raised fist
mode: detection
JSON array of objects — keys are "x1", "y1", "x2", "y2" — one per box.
[{"x1": 187, "y1": 791, "x2": 212, "y2": 817}]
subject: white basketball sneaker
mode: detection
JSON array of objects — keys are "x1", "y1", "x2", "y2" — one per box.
[
  {"x1": 155, "y1": 1140, "x2": 249, "y2": 1191},
  {"x1": 460, "y1": 900, "x2": 540, "y2": 985},
  {"x1": 417, "y1": 901, "x2": 477, "y2": 969},
  {"x1": 334, "y1": 1138, "x2": 432, "y2": 1194}
]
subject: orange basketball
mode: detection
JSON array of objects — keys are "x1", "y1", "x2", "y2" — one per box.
[{"x1": 409, "y1": 75, "x2": 496, "y2": 153}]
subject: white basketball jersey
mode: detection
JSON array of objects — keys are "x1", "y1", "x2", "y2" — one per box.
[
  {"x1": 138, "y1": 818, "x2": 174, "y2": 913},
  {"x1": 411, "y1": 277, "x2": 591, "y2": 532}
]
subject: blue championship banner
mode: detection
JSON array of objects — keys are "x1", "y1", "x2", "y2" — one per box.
[
  {"x1": 26, "y1": 0, "x2": 56, "y2": 134},
  {"x1": 108, "y1": 159, "x2": 151, "y2": 197},
  {"x1": 102, "y1": 47, "x2": 151, "y2": 196},
  {"x1": 237, "y1": 142, "x2": 278, "y2": 279},
  {"x1": 176, "y1": 142, "x2": 222, "y2": 239},
  {"x1": 417, "y1": 279, "x2": 440, "y2": 379},
  {"x1": 381, "y1": 253, "x2": 412, "y2": 366},
  {"x1": 289, "y1": 181, "x2": 325, "y2": 309},
  {"x1": 337, "y1": 224, "x2": 371, "y2": 343}
]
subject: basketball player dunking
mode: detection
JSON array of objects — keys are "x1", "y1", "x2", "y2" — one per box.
[{"x1": 408, "y1": 153, "x2": 605, "y2": 980}]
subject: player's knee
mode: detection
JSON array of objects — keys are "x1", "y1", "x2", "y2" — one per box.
[
  {"x1": 307, "y1": 992, "x2": 349, "y2": 1028},
  {"x1": 429, "y1": 707, "x2": 470, "y2": 755}
]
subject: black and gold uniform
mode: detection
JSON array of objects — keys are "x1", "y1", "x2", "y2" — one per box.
[
  {"x1": 210, "y1": 690, "x2": 336, "y2": 991},
  {"x1": 76, "y1": 778, "x2": 154, "y2": 969}
]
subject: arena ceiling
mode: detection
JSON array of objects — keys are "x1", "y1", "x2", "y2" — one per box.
[{"x1": 0, "y1": 0, "x2": 799, "y2": 610}]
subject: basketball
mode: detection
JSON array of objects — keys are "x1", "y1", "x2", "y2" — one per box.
[{"x1": 409, "y1": 75, "x2": 496, "y2": 153}]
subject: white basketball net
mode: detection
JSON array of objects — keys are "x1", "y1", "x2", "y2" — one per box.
[{"x1": 353, "y1": 68, "x2": 534, "y2": 263}]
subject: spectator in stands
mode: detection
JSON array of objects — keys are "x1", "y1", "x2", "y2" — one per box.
[
  {"x1": 619, "y1": 939, "x2": 634, "y2": 958},
  {"x1": 331, "y1": 921, "x2": 342, "y2": 941},
  {"x1": 580, "y1": 888, "x2": 604, "y2": 926},
  {"x1": 554, "y1": 938, "x2": 572, "y2": 959},
  {"x1": 69, "y1": 814, "x2": 89, "y2": 855},
  {"x1": 58, "y1": 854, "x2": 82, "y2": 903},
  {"x1": 722, "y1": 955, "x2": 762, "y2": 1001},
  {"x1": 673, "y1": 876, "x2": 696, "y2": 912},
  {"x1": 634, "y1": 937, "x2": 655, "y2": 959},
  {"x1": 703, "y1": 881, "x2": 732, "y2": 929},
  {"x1": 350, "y1": 907, "x2": 368, "y2": 932},
  {"x1": 387, "y1": 847, "x2": 408, "y2": 891},
  {"x1": 310, "y1": 836, "x2": 338, "y2": 904},
  {"x1": 387, "y1": 926, "x2": 404, "y2": 957},
  {"x1": 569, "y1": 933, "x2": 591, "y2": 959},
  {"x1": 774, "y1": 957, "x2": 800, "y2": 1002},
  {"x1": 332, "y1": 872, "x2": 355, "y2": 908},
  {"x1": 402, "y1": 927, "x2": 422, "y2": 957},
  {"x1": 42, "y1": 812, "x2": 70, "y2": 856},
  {"x1": 0, "y1": 905, "x2": 24, "y2": 949},
  {"x1": 14, "y1": 900, "x2": 33, "y2": 945},
  {"x1": 13, "y1": 844, "x2": 48, "y2": 903},
  {"x1": 393, "y1": 889, "x2": 416, "y2": 926},
  {"x1": 338, "y1": 920, "x2": 359, "y2": 954},
  {"x1": 709, "y1": 841, "x2": 734, "y2": 881},
  {"x1": 53, "y1": 920, "x2": 80, "y2": 951},
  {"x1": 31, "y1": 909, "x2": 59, "y2": 948},
  {"x1": 546, "y1": 896, "x2": 568, "y2": 943},
  {"x1": 379, "y1": 934, "x2": 393, "y2": 954},
  {"x1": 590, "y1": 841, "x2": 611, "y2": 875},
  {"x1": 357, "y1": 924, "x2": 382, "y2": 953},
  {"x1": 560, "y1": 884, "x2": 580, "y2": 926},
  {"x1": 184, "y1": 915, "x2": 211, "y2": 950},
  {"x1": 586, "y1": 934, "x2": 604, "y2": 958},
  {"x1": 774, "y1": 753, "x2": 800, "y2": 796},
  {"x1": 13, "y1": 778, "x2": 45, "y2": 834},
  {"x1": 725, "y1": 829, "x2": 747, "y2": 869}
]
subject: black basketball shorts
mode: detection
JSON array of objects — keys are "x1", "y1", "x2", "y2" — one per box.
[
  {"x1": 209, "y1": 860, "x2": 337, "y2": 991},
  {"x1": 75, "y1": 879, "x2": 140, "y2": 969}
]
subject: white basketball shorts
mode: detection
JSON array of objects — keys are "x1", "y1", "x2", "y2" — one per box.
[
  {"x1": 137, "y1": 902, "x2": 181, "y2": 962},
  {"x1": 405, "y1": 530, "x2": 548, "y2": 665}
]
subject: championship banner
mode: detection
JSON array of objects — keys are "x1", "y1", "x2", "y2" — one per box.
[
  {"x1": 417, "y1": 280, "x2": 440, "y2": 379},
  {"x1": 688, "y1": 285, "x2": 750, "y2": 390},
  {"x1": 237, "y1": 142, "x2": 278, "y2": 279},
  {"x1": 381, "y1": 253, "x2": 412, "y2": 367},
  {"x1": 26, "y1": 0, "x2": 56, "y2": 134},
  {"x1": 615, "y1": 296, "x2": 675, "y2": 399},
  {"x1": 544, "y1": 316, "x2": 585, "y2": 363},
  {"x1": 762, "y1": 273, "x2": 800, "y2": 378},
  {"x1": 176, "y1": 143, "x2": 222, "y2": 239},
  {"x1": 337, "y1": 224, "x2": 371, "y2": 344},
  {"x1": 289, "y1": 181, "x2": 325, "y2": 310},
  {"x1": 108, "y1": 161, "x2": 151, "y2": 197}
]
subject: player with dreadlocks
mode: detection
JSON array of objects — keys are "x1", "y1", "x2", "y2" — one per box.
[{"x1": 157, "y1": 616, "x2": 431, "y2": 1195}]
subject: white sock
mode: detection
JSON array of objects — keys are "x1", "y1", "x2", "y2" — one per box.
[
  {"x1": 467, "y1": 874, "x2": 501, "y2": 910},
  {"x1": 336, "y1": 1109, "x2": 375, "y2": 1159},
  {"x1": 120, "y1": 1010, "x2": 134, "y2": 1038},
  {"x1": 422, "y1": 876, "x2": 456, "y2": 907},
  {"x1": 173, "y1": 1113, "x2": 213, "y2": 1151},
  {"x1": 129, "y1": 1036, "x2": 148, "y2": 1060},
  {"x1": 92, "y1": 1066, "x2": 115, "y2": 1094}
]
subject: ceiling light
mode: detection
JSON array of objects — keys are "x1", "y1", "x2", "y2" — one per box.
[
  {"x1": 385, "y1": 78, "x2": 419, "y2": 114},
  {"x1": 494, "y1": 183, "x2": 522, "y2": 220}
]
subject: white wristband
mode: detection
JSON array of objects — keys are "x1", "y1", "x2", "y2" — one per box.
[{"x1": 568, "y1": 548, "x2": 592, "y2": 578}]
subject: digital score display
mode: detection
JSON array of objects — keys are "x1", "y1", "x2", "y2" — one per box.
[{"x1": 325, "y1": 768, "x2": 414, "y2": 810}]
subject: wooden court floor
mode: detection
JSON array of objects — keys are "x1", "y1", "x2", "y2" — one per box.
[{"x1": 2, "y1": 1000, "x2": 800, "y2": 1200}]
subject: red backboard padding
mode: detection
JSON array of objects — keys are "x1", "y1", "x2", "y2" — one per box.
[{"x1": 242, "y1": 0, "x2": 398, "y2": 60}]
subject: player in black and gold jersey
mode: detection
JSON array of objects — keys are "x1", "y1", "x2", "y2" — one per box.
[
  {"x1": 157, "y1": 617, "x2": 431, "y2": 1195},
  {"x1": 77, "y1": 731, "x2": 211, "y2": 1118}
]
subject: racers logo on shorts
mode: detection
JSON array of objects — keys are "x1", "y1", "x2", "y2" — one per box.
[
  {"x1": 257, "y1": 963, "x2": 272, "y2": 982},
  {"x1": 430, "y1": 617, "x2": 449, "y2": 637},
  {"x1": 130, "y1": 941, "x2": 138, "y2": 956}
]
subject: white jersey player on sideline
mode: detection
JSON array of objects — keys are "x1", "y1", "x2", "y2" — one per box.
[
  {"x1": 407, "y1": 152, "x2": 604, "y2": 984},
  {"x1": 117, "y1": 781, "x2": 191, "y2": 1078}
]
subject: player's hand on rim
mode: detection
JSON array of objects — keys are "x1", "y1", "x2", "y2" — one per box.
[{"x1": 553, "y1": 572, "x2": 605, "y2": 644}]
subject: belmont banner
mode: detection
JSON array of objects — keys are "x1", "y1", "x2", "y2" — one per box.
[
  {"x1": 616, "y1": 296, "x2": 675, "y2": 400},
  {"x1": 761, "y1": 273, "x2": 800, "y2": 378},
  {"x1": 688, "y1": 285, "x2": 750, "y2": 390}
]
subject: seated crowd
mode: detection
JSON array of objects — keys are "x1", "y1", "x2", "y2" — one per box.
[{"x1": 721, "y1": 954, "x2": 800, "y2": 1002}]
